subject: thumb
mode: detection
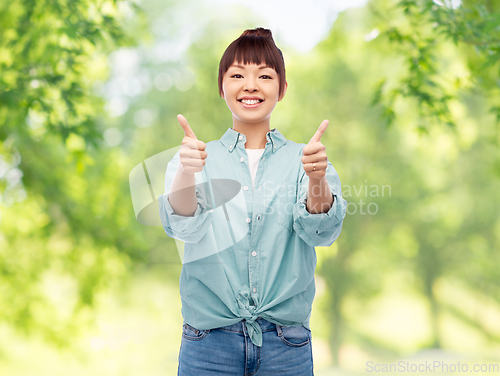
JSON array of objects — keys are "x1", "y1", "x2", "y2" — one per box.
[
  {"x1": 177, "y1": 114, "x2": 197, "y2": 140},
  {"x1": 308, "y1": 119, "x2": 329, "y2": 144}
]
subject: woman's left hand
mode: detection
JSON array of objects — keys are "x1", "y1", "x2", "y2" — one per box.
[{"x1": 301, "y1": 120, "x2": 329, "y2": 179}]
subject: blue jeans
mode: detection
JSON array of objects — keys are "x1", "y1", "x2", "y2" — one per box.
[{"x1": 178, "y1": 317, "x2": 314, "y2": 375}]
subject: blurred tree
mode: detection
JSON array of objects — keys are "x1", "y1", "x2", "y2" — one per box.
[
  {"x1": 0, "y1": 0, "x2": 137, "y2": 148},
  {"x1": 370, "y1": 0, "x2": 500, "y2": 137},
  {"x1": 3, "y1": 0, "x2": 500, "y2": 366},
  {"x1": 0, "y1": 0, "x2": 155, "y2": 350},
  {"x1": 125, "y1": 0, "x2": 500, "y2": 364},
  {"x1": 300, "y1": 0, "x2": 500, "y2": 363}
]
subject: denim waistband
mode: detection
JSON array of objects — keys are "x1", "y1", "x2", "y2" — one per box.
[{"x1": 218, "y1": 317, "x2": 277, "y2": 333}]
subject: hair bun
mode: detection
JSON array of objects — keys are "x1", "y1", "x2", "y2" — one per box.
[{"x1": 240, "y1": 27, "x2": 273, "y2": 39}]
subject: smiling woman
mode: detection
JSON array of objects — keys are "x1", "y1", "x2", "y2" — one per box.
[{"x1": 159, "y1": 27, "x2": 347, "y2": 376}]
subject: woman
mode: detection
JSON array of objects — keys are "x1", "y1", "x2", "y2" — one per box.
[{"x1": 159, "y1": 27, "x2": 347, "y2": 375}]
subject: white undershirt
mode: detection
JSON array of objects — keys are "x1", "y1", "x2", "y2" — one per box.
[{"x1": 246, "y1": 148, "x2": 265, "y2": 188}]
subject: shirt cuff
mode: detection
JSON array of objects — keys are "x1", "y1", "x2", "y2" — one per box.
[
  {"x1": 293, "y1": 187, "x2": 347, "y2": 246},
  {"x1": 159, "y1": 188, "x2": 213, "y2": 242}
]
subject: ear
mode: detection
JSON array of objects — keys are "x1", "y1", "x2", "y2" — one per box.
[{"x1": 278, "y1": 81, "x2": 288, "y2": 102}]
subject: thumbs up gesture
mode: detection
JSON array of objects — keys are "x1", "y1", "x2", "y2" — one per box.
[
  {"x1": 177, "y1": 114, "x2": 208, "y2": 175},
  {"x1": 301, "y1": 120, "x2": 329, "y2": 179}
]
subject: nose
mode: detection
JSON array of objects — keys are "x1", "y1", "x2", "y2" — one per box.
[{"x1": 243, "y1": 77, "x2": 258, "y2": 92}]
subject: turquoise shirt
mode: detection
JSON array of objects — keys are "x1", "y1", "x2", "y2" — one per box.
[{"x1": 159, "y1": 127, "x2": 347, "y2": 347}]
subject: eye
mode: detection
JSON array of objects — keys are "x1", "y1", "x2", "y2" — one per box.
[
  {"x1": 231, "y1": 74, "x2": 243, "y2": 78},
  {"x1": 261, "y1": 75, "x2": 272, "y2": 79}
]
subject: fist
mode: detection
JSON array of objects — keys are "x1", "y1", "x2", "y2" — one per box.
[
  {"x1": 301, "y1": 119, "x2": 329, "y2": 179},
  {"x1": 177, "y1": 114, "x2": 207, "y2": 174}
]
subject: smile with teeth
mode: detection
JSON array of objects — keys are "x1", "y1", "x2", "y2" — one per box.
[{"x1": 239, "y1": 99, "x2": 263, "y2": 105}]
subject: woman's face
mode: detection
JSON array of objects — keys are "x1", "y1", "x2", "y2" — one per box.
[{"x1": 221, "y1": 61, "x2": 286, "y2": 126}]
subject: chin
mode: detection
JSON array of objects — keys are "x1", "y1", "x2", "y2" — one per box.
[{"x1": 237, "y1": 115, "x2": 268, "y2": 124}]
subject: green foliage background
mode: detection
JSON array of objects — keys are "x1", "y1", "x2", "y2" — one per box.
[{"x1": 1, "y1": 0, "x2": 500, "y2": 374}]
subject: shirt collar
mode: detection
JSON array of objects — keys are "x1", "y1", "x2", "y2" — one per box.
[{"x1": 220, "y1": 127, "x2": 287, "y2": 153}]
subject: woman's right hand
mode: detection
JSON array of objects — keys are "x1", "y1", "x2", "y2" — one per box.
[{"x1": 177, "y1": 114, "x2": 207, "y2": 174}]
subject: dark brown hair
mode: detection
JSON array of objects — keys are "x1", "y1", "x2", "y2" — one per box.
[{"x1": 218, "y1": 28, "x2": 286, "y2": 100}]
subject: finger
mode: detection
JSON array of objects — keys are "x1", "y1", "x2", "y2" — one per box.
[
  {"x1": 303, "y1": 161, "x2": 328, "y2": 172},
  {"x1": 181, "y1": 158, "x2": 206, "y2": 167},
  {"x1": 182, "y1": 138, "x2": 206, "y2": 151},
  {"x1": 301, "y1": 153, "x2": 328, "y2": 164},
  {"x1": 180, "y1": 149, "x2": 208, "y2": 160},
  {"x1": 177, "y1": 114, "x2": 197, "y2": 140},
  {"x1": 308, "y1": 119, "x2": 329, "y2": 144},
  {"x1": 181, "y1": 165, "x2": 204, "y2": 174},
  {"x1": 307, "y1": 170, "x2": 327, "y2": 179},
  {"x1": 302, "y1": 142, "x2": 326, "y2": 156}
]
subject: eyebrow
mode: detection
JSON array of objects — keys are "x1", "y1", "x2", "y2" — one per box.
[{"x1": 230, "y1": 64, "x2": 272, "y2": 70}]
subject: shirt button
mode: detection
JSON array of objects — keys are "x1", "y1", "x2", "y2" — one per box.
[
  {"x1": 238, "y1": 135, "x2": 243, "y2": 140},
  {"x1": 257, "y1": 215, "x2": 261, "y2": 221},
  {"x1": 253, "y1": 287, "x2": 256, "y2": 293},
  {"x1": 229, "y1": 145, "x2": 233, "y2": 150},
  {"x1": 262, "y1": 156, "x2": 265, "y2": 160},
  {"x1": 240, "y1": 157, "x2": 244, "y2": 162},
  {"x1": 258, "y1": 186, "x2": 261, "y2": 190},
  {"x1": 246, "y1": 218, "x2": 251, "y2": 223},
  {"x1": 252, "y1": 251, "x2": 257, "y2": 257},
  {"x1": 243, "y1": 186, "x2": 248, "y2": 191}
]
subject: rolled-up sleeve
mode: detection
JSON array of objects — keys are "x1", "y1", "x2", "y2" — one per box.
[
  {"x1": 292, "y1": 160, "x2": 347, "y2": 247},
  {"x1": 158, "y1": 151, "x2": 213, "y2": 244}
]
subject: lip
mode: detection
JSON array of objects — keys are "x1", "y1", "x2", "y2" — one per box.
[{"x1": 238, "y1": 97, "x2": 264, "y2": 109}]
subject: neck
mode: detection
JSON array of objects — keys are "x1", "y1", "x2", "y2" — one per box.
[{"x1": 232, "y1": 117, "x2": 270, "y2": 149}]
